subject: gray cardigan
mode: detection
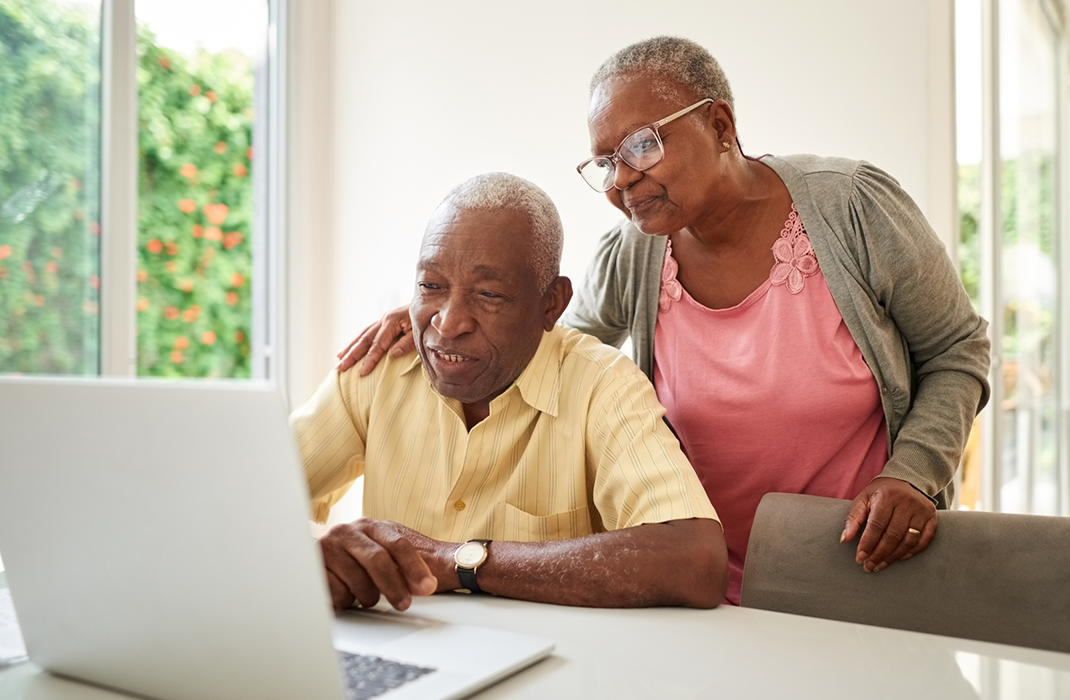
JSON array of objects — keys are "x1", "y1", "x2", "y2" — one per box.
[{"x1": 562, "y1": 154, "x2": 991, "y2": 508}]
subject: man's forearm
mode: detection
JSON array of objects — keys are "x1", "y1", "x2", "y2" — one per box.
[{"x1": 424, "y1": 518, "x2": 727, "y2": 609}]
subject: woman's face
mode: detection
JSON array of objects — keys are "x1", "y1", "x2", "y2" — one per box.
[{"x1": 587, "y1": 75, "x2": 728, "y2": 236}]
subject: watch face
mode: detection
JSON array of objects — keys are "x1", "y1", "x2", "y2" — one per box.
[{"x1": 455, "y1": 541, "x2": 487, "y2": 568}]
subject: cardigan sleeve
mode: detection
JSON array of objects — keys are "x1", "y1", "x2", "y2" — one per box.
[
  {"x1": 562, "y1": 222, "x2": 633, "y2": 349},
  {"x1": 847, "y1": 162, "x2": 991, "y2": 500}
]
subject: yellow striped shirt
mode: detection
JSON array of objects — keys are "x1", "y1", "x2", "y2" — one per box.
[{"x1": 290, "y1": 324, "x2": 718, "y2": 542}]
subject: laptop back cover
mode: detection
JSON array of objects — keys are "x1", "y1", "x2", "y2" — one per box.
[{"x1": 0, "y1": 377, "x2": 345, "y2": 700}]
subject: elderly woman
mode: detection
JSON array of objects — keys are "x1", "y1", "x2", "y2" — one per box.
[{"x1": 338, "y1": 36, "x2": 990, "y2": 604}]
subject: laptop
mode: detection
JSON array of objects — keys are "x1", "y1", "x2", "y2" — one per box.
[{"x1": 0, "y1": 377, "x2": 553, "y2": 700}]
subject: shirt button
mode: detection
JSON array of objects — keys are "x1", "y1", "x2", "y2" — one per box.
[{"x1": 454, "y1": 500, "x2": 466, "y2": 511}]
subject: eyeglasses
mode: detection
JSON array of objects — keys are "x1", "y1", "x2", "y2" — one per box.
[{"x1": 576, "y1": 98, "x2": 714, "y2": 192}]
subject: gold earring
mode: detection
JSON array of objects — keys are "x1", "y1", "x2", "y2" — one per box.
[{"x1": 722, "y1": 141, "x2": 731, "y2": 150}]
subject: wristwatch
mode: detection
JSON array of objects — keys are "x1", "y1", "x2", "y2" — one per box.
[{"x1": 454, "y1": 539, "x2": 491, "y2": 594}]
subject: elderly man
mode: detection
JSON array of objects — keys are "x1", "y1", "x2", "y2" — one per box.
[{"x1": 291, "y1": 172, "x2": 726, "y2": 611}]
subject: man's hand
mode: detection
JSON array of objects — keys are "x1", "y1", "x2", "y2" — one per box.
[
  {"x1": 840, "y1": 477, "x2": 937, "y2": 572},
  {"x1": 319, "y1": 517, "x2": 440, "y2": 611},
  {"x1": 336, "y1": 306, "x2": 415, "y2": 375}
]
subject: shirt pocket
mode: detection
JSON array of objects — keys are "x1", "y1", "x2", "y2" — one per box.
[{"x1": 491, "y1": 502, "x2": 592, "y2": 542}]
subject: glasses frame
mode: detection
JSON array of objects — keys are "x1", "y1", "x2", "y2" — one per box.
[{"x1": 577, "y1": 98, "x2": 715, "y2": 192}]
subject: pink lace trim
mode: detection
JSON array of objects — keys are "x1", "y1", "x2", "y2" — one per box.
[
  {"x1": 770, "y1": 204, "x2": 819, "y2": 294},
  {"x1": 659, "y1": 239, "x2": 682, "y2": 312},
  {"x1": 658, "y1": 205, "x2": 819, "y2": 311}
]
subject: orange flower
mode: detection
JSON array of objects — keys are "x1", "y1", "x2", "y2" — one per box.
[
  {"x1": 170, "y1": 350, "x2": 184, "y2": 364},
  {"x1": 165, "y1": 242, "x2": 178, "y2": 256},
  {"x1": 189, "y1": 84, "x2": 201, "y2": 96},
  {"x1": 235, "y1": 330, "x2": 244, "y2": 343},
  {"x1": 177, "y1": 279, "x2": 194, "y2": 293},
  {"x1": 246, "y1": 147, "x2": 253, "y2": 160},
  {"x1": 165, "y1": 261, "x2": 176, "y2": 273},
  {"x1": 90, "y1": 275, "x2": 100, "y2": 289},
  {"x1": 0, "y1": 245, "x2": 11, "y2": 261},
  {"x1": 137, "y1": 298, "x2": 150, "y2": 312},
  {"x1": 0, "y1": 268, "x2": 7, "y2": 279},
  {"x1": 174, "y1": 336, "x2": 189, "y2": 350},
  {"x1": 73, "y1": 209, "x2": 84, "y2": 220},
  {"x1": 164, "y1": 306, "x2": 179, "y2": 320},
  {"x1": 231, "y1": 272, "x2": 245, "y2": 288},
  {"x1": 204, "y1": 202, "x2": 229, "y2": 225},
  {"x1": 201, "y1": 331, "x2": 217, "y2": 345},
  {"x1": 225, "y1": 291, "x2": 238, "y2": 306},
  {"x1": 205, "y1": 90, "x2": 217, "y2": 103},
  {"x1": 223, "y1": 232, "x2": 243, "y2": 249},
  {"x1": 157, "y1": 55, "x2": 171, "y2": 70},
  {"x1": 90, "y1": 222, "x2": 100, "y2": 236},
  {"x1": 182, "y1": 305, "x2": 200, "y2": 322},
  {"x1": 214, "y1": 141, "x2": 227, "y2": 154},
  {"x1": 233, "y1": 164, "x2": 247, "y2": 178},
  {"x1": 70, "y1": 178, "x2": 82, "y2": 191},
  {"x1": 180, "y1": 164, "x2": 197, "y2": 179},
  {"x1": 137, "y1": 269, "x2": 148, "y2": 282},
  {"x1": 147, "y1": 239, "x2": 163, "y2": 254},
  {"x1": 204, "y1": 226, "x2": 222, "y2": 242},
  {"x1": 34, "y1": 295, "x2": 44, "y2": 307},
  {"x1": 178, "y1": 198, "x2": 197, "y2": 213},
  {"x1": 191, "y1": 224, "x2": 203, "y2": 238},
  {"x1": 45, "y1": 261, "x2": 58, "y2": 274}
]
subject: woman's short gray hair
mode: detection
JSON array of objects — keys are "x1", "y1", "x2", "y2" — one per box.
[
  {"x1": 590, "y1": 36, "x2": 734, "y2": 111},
  {"x1": 436, "y1": 172, "x2": 563, "y2": 291}
]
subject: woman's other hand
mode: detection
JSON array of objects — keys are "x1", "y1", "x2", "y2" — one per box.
[
  {"x1": 840, "y1": 477, "x2": 937, "y2": 572},
  {"x1": 336, "y1": 305, "x2": 414, "y2": 375}
]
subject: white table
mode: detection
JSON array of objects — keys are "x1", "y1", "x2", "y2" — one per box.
[{"x1": 2, "y1": 589, "x2": 1069, "y2": 700}]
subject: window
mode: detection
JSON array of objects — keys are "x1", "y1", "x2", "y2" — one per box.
[
  {"x1": 0, "y1": 0, "x2": 282, "y2": 381},
  {"x1": 956, "y1": 0, "x2": 1069, "y2": 515}
]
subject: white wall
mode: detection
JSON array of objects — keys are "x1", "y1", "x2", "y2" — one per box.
[
  {"x1": 285, "y1": 0, "x2": 955, "y2": 524},
  {"x1": 324, "y1": 0, "x2": 953, "y2": 358}
]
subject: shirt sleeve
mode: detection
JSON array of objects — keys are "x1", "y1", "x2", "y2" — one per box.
[
  {"x1": 289, "y1": 368, "x2": 370, "y2": 523},
  {"x1": 849, "y1": 161, "x2": 991, "y2": 499},
  {"x1": 583, "y1": 355, "x2": 720, "y2": 530},
  {"x1": 562, "y1": 222, "x2": 633, "y2": 349}
]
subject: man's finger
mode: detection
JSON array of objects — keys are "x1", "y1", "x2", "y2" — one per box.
[
  {"x1": 325, "y1": 568, "x2": 357, "y2": 610},
  {"x1": 322, "y1": 535, "x2": 385, "y2": 608}
]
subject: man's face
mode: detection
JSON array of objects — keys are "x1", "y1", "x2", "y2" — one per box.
[{"x1": 411, "y1": 207, "x2": 553, "y2": 410}]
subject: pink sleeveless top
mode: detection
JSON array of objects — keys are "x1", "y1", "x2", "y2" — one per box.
[{"x1": 653, "y1": 206, "x2": 888, "y2": 605}]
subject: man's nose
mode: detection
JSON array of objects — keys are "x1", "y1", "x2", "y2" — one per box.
[{"x1": 431, "y1": 295, "x2": 476, "y2": 338}]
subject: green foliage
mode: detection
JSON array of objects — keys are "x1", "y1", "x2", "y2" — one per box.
[
  {"x1": 135, "y1": 27, "x2": 253, "y2": 378},
  {"x1": 0, "y1": 1, "x2": 254, "y2": 377},
  {"x1": 0, "y1": 0, "x2": 101, "y2": 374}
]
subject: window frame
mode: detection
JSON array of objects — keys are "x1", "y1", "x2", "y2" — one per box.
[{"x1": 97, "y1": 0, "x2": 287, "y2": 386}]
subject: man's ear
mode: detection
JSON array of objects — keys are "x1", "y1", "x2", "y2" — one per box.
[{"x1": 542, "y1": 276, "x2": 573, "y2": 331}]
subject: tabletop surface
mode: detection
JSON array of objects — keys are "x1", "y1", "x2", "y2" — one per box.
[{"x1": 2, "y1": 587, "x2": 1069, "y2": 700}]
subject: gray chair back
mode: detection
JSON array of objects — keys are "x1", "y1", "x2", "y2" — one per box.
[{"x1": 739, "y1": 492, "x2": 1070, "y2": 654}]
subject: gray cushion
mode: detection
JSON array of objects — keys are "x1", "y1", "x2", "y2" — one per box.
[{"x1": 739, "y1": 492, "x2": 1070, "y2": 654}]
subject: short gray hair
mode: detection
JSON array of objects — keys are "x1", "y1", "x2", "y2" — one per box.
[
  {"x1": 433, "y1": 172, "x2": 563, "y2": 291},
  {"x1": 590, "y1": 36, "x2": 735, "y2": 112}
]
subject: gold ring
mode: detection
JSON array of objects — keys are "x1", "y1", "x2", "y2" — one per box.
[{"x1": 907, "y1": 527, "x2": 921, "y2": 535}]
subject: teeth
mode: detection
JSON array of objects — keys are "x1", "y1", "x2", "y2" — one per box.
[{"x1": 436, "y1": 351, "x2": 465, "y2": 362}]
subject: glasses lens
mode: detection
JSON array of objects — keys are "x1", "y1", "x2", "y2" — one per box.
[
  {"x1": 619, "y1": 127, "x2": 662, "y2": 171},
  {"x1": 579, "y1": 158, "x2": 615, "y2": 192}
]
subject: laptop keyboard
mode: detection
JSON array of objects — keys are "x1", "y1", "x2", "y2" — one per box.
[{"x1": 337, "y1": 650, "x2": 436, "y2": 700}]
